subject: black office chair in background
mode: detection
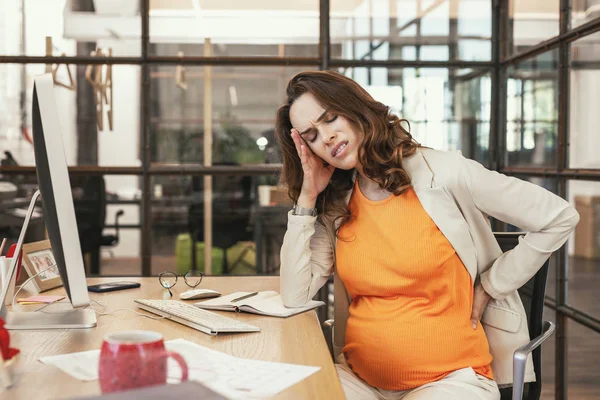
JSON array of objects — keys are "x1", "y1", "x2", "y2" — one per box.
[
  {"x1": 100, "y1": 209, "x2": 125, "y2": 253},
  {"x1": 188, "y1": 166, "x2": 254, "y2": 274},
  {"x1": 72, "y1": 176, "x2": 125, "y2": 275},
  {"x1": 2, "y1": 151, "x2": 19, "y2": 167},
  {"x1": 323, "y1": 232, "x2": 554, "y2": 400}
]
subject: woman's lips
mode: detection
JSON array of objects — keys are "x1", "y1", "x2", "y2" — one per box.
[{"x1": 332, "y1": 141, "x2": 349, "y2": 158}]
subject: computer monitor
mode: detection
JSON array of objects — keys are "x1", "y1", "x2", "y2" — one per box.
[{"x1": 0, "y1": 74, "x2": 96, "y2": 329}]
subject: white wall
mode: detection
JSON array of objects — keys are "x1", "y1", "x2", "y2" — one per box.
[
  {"x1": 568, "y1": 69, "x2": 600, "y2": 255},
  {"x1": 569, "y1": 70, "x2": 600, "y2": 170},
  {"x1": 0, "y1": 1, "x2": 22, "y2": 151},
  {"x1": 0, "y1": 0, "x2": 78, "y2": 166},
  {"x1": 97, "y1": 39, "x2": 142, "y2": 259},
  {"x1": 24, "y1": 0, "x2": 78, "y2": 165}
]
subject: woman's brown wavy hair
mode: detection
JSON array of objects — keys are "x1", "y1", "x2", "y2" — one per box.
[{"x1": 275, "y1": 70, "x2": 421, "y2": 236}]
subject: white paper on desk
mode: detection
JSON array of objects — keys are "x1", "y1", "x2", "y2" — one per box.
[
  {"x1": 165, "y1": 339, "x2": 320, "y2": 399},
  {"x1": 39, "y1": 349, "x2": 100, "y2": 381},
  {"x1": 39, "y1": 339, "x2": 320, "y2": 399}
]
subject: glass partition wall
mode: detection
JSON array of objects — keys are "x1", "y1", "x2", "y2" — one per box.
[{"x1": 1, "y1": 1, "x2": 600, "y2": 398}]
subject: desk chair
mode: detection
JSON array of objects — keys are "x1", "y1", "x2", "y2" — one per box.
[
  {"x1": 494, "y1": 232, "x2": 553, "y2": 400},
  {"x1": 188, "y1": 169, "x2": 254, "y2": 274},
  {"x1": 323, "y1": 232, "x2": 554, "y2": 400},
  {"x1": 2, "y1": 151, "x2": 19, "y2": 167},
  {"x1": 72, "y1": 176, "x2": 125, "y2": 275},
  {"x1": 100, "y1": 210, "x2": 125, "y2": 257}
]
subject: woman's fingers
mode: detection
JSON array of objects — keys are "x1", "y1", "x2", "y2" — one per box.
[
  {"x1": 300, "y1": 144, "x2": 309, "y2": 167},
  {"x1": 294, "y1": 130, "x2": 323, "y2": 185},
  {"x1": 291, "y1": 129, "x2": 303, "y2": 156},
  {"x1": 293, "y1": 130, "x2": 315, "y2": 165},
  {"x1": 300, "y1": 145, "x2": 313, "y2": 180}
]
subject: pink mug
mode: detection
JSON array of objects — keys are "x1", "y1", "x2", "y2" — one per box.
[{"x1": 99, "y1": 330, "x2": 188, "y2": 393}]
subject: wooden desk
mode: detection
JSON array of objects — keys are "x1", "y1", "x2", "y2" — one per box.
[{"x1": 4, "y1": 277, "x2": 344, "y2": 400}]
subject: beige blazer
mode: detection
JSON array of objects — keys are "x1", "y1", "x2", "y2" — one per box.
[{"x1": 280, "y1": 147, "x2": 579, "y2": 386}]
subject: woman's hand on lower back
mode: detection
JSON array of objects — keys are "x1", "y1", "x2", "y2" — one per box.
[{"x1": 471, "y1": 282, "x2": 491, "y2": 330}]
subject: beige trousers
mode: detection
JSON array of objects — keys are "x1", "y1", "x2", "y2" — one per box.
[{"x1": 335, "y1": 356, "x2": 501, "y2": 400}]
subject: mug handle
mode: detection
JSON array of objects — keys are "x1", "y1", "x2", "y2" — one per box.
[{"x1": 166, "y1": 351, "x2": 189, "y2": 382}]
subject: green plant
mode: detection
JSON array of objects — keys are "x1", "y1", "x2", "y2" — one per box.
[
  {"x1": 214, "y1": 112, "x2": 264, "y2": 164},
  {"x1": 153, "y1": 113, "x2": 263, "y2": 165},
  {"x1": 153, "y1": 127, "x2": 203, "y2": 164}
]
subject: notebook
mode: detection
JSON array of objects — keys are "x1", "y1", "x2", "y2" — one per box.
[{"x1": 194, "y1": 291, "x2": 324, "y2": 318}]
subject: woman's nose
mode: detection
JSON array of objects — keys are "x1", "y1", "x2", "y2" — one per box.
[{"x1": 320, "y1": 127, "x2": 336, "y2": 144}]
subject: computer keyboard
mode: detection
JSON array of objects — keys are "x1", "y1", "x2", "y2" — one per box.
[{"x1": 134, "y1": 299, "x2": 260, "y2": 336}]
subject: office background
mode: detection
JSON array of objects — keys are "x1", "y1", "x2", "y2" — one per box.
[{"x1": 0, "y1": 0, "x2": 598, "y2": 399}]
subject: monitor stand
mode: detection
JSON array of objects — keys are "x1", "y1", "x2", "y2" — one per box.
[
  {"x1": 4, "y1": 307, "x2": 96, "y2": 330},
  {"x1": 0, "y1": 190, "x2": 96, "y2": 329}
]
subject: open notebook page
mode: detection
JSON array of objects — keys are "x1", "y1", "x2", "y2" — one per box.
[
  {"x1": 245, "y1": 293, "x2": 324, "y2": 317},
  {"x1": 196, "y1": 291, "x2": 324, "y2": 317},
  {"x1": 197, "y1": 291, "x2": 277, "y2": 308}
]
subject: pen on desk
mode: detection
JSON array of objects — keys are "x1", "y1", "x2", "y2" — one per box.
[{"x1": 231, "y1": 292, "x2": 259, "y2": 303}]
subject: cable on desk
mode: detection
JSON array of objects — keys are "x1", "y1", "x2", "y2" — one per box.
[
  {"x1": 88, "y1": 300, "x2": 168, "y2": 321},
  {"x1": 11, "y1": 266, "x2": 166, "y2": 320}
]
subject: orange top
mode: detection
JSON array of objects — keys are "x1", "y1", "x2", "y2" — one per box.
[{"x1": 336, "y1": 181, "x2": 493, "y2": 390}]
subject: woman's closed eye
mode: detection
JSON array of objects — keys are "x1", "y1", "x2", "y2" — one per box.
[
  {"x1": 301, "y1": 129, "x2": 318, "y2": 143},
  {"x1": 300, "y1": 116, "x2": 337, "y2": 143}
]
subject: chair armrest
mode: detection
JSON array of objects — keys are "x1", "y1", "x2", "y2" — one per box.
[
  {"x1": 323, "y1": 319, "x2": 335, "y2": 361},
  {"x1": 512, "y1": 320, "x2": 555, "y2": 400}
]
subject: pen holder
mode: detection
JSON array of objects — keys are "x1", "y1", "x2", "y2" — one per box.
[{"x1": 0, "y1": 257, "x2": 18, "y2": 307}]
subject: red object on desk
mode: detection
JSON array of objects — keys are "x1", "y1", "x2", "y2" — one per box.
[
  {"x1": 5, "y1": 243, "x2": 23, "y2": 282},
  {"x1": 99, "y1": 331, "x2": 188, "y2": 393},
  {"x1": 0, "y1": 318, "x2": 19, "y2": 361}
]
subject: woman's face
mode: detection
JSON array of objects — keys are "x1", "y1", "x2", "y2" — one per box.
[{"x1": 289, "y1": 93, "x2": 361, "y2": 170}]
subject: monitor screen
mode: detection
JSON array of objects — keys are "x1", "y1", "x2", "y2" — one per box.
[{"x1": 31, "y1": 74, "x2": 90, "y2": 308}]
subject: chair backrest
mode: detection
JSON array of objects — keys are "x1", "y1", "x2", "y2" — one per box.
[
  {"x1": 71, "y1": 176, "x2": 106, "y2": 252},
  {"x1": 494, "y1": 232, "x2": 549, "y2": 400}
]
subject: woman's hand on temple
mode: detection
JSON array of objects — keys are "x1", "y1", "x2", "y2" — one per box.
[
  {"x1": 470, "y1": 282, "x2": 491, "y2": 330},
  {"x1": 291, "y1": 128, "x2": 335, "y2": 207}
]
